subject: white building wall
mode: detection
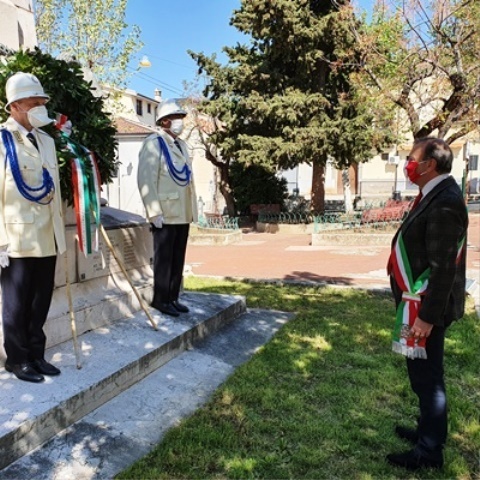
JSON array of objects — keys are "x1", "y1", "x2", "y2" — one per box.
[
  {"x1": 466, "y1": 140, "x2": 480, "y2": 195},
  {"x1": 186, "y1": 128, "x2": 219, "y2": 214},
  {"x1": 0, "y1": 0, "x2": 37, "y2": 50},
  {"x1": 282, "y1": 161, "x2": 334, "y2": 199},
  {"x1": 360, "y1": 144, "x2": 469, "y2": 198},
  {"x1": 104, "y1": 136, "x2": 146, "y2": 216},
  {"x1": 104, "y1": 87, "x2": 158, "y2": 128}
]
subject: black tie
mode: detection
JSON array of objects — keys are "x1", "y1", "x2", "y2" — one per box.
[
  {"x1": 27, "y1": 132, "x2": 39, "y2": 150},
  {"x1": 174, "y1": 139, "x2": 182, "y2": 152}
]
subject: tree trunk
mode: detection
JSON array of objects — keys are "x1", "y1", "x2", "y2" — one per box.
[
  {"x1": 311, "y1": 160, "x2": 326, "y2": 213},
  {"x1": 217, "y1": 162, "x2": 236, "y2": 217},
  {"x1": 342, "y1": 168, "x2": 353, "y2": 213}
]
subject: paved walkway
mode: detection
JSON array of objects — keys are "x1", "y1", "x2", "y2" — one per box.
[{"x1": 186, "y1": 213, "x2": 480, "y2": 306}]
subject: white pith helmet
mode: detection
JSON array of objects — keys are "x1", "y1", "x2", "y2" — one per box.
[
  {"x1": 5, "y1": 72, "x2": 50, "y2": 109},
  {"x1": 156, "y1": 100, "x2": 186, "y2": 125}
]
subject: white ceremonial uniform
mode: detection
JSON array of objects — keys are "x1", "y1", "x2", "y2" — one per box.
[
  {"x1": 0, "y1": 117, "x2": 66, "y2": 256},
  {"x1": 137, "y1": 129, "x2": 198, "y2": 225},
  {"x1": 0, "y1": 116, "x2": 66, "y2": 367}
]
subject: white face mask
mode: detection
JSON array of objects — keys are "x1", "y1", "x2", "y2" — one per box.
[
  {"x1": 26, "y1": 106, "x2": 54, "y2": 128},
  {"x1": 169, "y1": 118, "x2": 184, "y2": 135}
]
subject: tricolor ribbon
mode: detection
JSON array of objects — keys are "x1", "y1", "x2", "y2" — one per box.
[
  {"x1": 63, "y1": 133, "x2": 101, "y2": 255},
  {"x1": 391, "y1": 233, "x2": 466, "y2": 359},
  {"x1": 390, "y1": 232, "x2": 430, "y2": 359},
  {"x1": 55, "y1": 114, "x2": 101, "y2": 256}
]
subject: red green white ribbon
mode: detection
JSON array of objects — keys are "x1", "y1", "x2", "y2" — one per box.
[
  {"x1": 66, "y1": 136, "x2": 101, "y2": 255},
  {"x1": 390, "y1": 232, "x2": 430, "y2": 359},
  {"x1": 391, "y1": 233, "x2": 466, "y2": 359}
]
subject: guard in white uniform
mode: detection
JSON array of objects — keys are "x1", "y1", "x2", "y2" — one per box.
[
  {"x1": 0, "y1": 72, "x2": 66, "y2": 382},
  {"x1": 137, "y1": 100, "x2": 197, "y2": 317}
]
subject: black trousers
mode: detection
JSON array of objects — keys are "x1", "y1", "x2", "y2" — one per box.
[
  {"x1": 1, "y1": 256, "x2": 57, "y2": 364},
  {"x1": 152, "y1": 223, "x2": 189, "y2": 305},
  {"x1": 406, "y1": 325, "x2": 447, "y2": 455}
]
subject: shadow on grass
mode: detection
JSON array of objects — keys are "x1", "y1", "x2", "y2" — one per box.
[{"x1": 119, "y1": 280, "x2": 480, "y2": 480}]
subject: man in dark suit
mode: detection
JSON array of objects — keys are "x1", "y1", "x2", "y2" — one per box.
[{"x1": 386, "y1": 137, "x2": 468, "y2": 471}]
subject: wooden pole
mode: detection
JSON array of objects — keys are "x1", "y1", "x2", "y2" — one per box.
[
  {"x1": 64, "y1": 251, "x2": 82, "y2": 369},
  {"x1": 99, "y1": 223, "x2": 158, "y2": 330}
]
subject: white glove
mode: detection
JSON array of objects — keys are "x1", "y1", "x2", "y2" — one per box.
[
  {"x1": 151, "y1": 215, "x2": 164, "y2": 229},
  {"x1": 0, "y1": 245, "x2": 9, "y2": 268}
]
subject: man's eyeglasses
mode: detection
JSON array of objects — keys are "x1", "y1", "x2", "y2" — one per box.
[{"x1": 406, "y1": 156, "x2": 430, "y2": 164}]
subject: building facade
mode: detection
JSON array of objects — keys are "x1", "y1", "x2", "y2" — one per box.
[{"x1": 0, "y1": 0, "x2": 36, "y2": 51}]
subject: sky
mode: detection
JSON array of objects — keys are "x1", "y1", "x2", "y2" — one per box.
[{"x1": 125, "y1": 0, "x2": 373, "y2": 100}]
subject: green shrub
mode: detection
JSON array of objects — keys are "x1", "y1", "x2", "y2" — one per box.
[{"x1": 230, "y1": 162, "x2": 288, "y2": 214}]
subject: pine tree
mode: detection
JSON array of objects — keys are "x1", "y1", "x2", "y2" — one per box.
[{"x1": 191, "y1": 0, "x2": 388, "y2": 213}]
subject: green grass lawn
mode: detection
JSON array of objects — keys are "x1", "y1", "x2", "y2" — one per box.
[{"x1": 118, "y1": 278, "x2": 480, "y2": 479}]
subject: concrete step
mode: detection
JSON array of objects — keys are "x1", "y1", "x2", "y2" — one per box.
[
  {"x1": 0, "y1": 307, "x2": 294, "y2": 480},
  {"x1": 0, "y1": 291, "x2": 247, "y2": 471}
]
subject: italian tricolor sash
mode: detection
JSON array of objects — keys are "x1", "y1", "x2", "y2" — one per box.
[
  {"x1": 64, "y1": 134, "x2": 101, "y2": 255},
  {"x1": 391, "y1": 233, "x2": 466, "y2": 359}
]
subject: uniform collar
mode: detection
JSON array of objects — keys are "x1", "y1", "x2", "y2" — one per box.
[{"x1": 8, "y1": 117, "x2": 36, "y2": 137}]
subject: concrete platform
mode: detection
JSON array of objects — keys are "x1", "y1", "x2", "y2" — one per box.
[
  {"x1": 0, "y1": 307, "x2": 293, "y2": 480},
  {"x1": 189, "y1": 225, "x2": 243, "y2": 245},
  {"x1": 0, "y1": 291, "x2": 246, "y2": 471}
]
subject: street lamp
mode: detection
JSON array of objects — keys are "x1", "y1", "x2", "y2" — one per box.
[{"x1": 139, "y1": 55, "x2": 151, "y2": 68}]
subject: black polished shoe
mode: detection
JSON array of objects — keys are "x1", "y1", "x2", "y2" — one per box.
[
  {"x1": 395, "y1": 425, "x2": 419, "y2": 444},
  {"x1": 31, "y1": 359, "x2": 61, "y2": 376},
  {"x1": 171, "y1": 300, "x2": 189, "y2": 313},
  {"x1": 5, "y1": 363, "x2": 44, "y2": 383},
  {"x1": 386, "y1": 449, "x2": 443, "y2": 471},
  {"x1": 151, "y1": 301, "x2": 179, "y2": 317}
]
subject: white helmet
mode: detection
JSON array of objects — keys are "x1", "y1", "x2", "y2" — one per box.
[
  {"x1": 5, "y1": 72, "x2": 50, "y2": 109},
  {"x1": 156, "y1": 100, "x2": 186, "y2": 124}
]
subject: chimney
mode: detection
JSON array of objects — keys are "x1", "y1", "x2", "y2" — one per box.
[{"x1": 154, "y1": 88, "x2": 162, "y2": 102}]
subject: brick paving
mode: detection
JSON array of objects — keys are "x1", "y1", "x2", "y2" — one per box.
[{"x1": 186, "y1": 212, "x2": 480, "y2": 292}]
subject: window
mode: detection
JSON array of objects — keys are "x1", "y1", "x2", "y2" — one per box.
[
  {"x1": 147, "y1": 103, "x2": 151, "y2": 114},
  {"x1": 136, "y1": 99, "x2": 143, "y2": 116},
  {"x1": 469, "y1": 155, "x2": 478, "y2": 171},
  {"x1": 381, "y1": 153, "x2": 389, "y2": 161}
]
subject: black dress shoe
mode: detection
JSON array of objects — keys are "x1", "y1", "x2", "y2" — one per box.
[
  {"x1": 171, "y1": 300, "x2": 189, "y2": 313},
  {"x1": 151, "y1": 301, "x2": 179, "y2": 317},
  {"x1": 5, "y1": 363, "x2": 44, "y2": 383},
  {"x1": 386, "y1": 448, "x2": 443, "y2": 471},
  {"x1": 395, "y1": 425, "x2": 419, "y2": 444},
  {"x1": 31, "y1": 359, "x2": 61, "y2": 376}
]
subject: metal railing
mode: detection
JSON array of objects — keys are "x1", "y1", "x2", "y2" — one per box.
[
  {"x1": 257, "y1": 208, "x2": 405, "y2": 233},
  {"x1": 197, "y1": 214, "x2": 239, "y2": 230}
]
